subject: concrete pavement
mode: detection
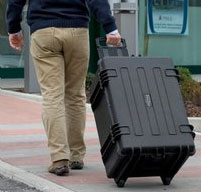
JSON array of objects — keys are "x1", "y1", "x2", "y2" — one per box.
[
  {"x1": 0, "y1": 92, "x2": 201, "y2": 192},
  {"x1": 0, "y1": 173, "x2": 41, "y2": 192}
]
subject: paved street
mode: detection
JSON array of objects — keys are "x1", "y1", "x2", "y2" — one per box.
[
  {"x1": 0, "y1": 174, "x2": 41, "y2": 192},
  {"x1": 0, "y1": 92, "x2": 201, "y2": 192}
]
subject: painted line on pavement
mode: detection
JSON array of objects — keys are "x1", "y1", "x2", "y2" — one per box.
[{"x1": 0, "y1": 160, "x2": 75, "y2": 192}]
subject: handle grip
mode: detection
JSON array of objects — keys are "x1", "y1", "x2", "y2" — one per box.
[{"x1": 96, "y1": 37, "x2": 127, "y2": 48}]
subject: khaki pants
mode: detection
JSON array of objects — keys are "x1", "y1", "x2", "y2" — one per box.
[{"x1": 30, "y1": 27, "x2": 89, "y2": 162}]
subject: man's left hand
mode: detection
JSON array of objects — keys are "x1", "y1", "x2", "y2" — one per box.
[{"x1": 9, "y1": 33, "x2": 24, "y2": 51}]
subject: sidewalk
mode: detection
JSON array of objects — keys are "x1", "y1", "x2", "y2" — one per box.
[{"x1": 0, "y1": 92, "x2": 201, "y2": 192}]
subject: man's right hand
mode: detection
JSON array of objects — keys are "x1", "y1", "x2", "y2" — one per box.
[
  {"x1": 9, "y1": 33, "x2": 24, "y2": 51},
  {"x1": 106, "y1": 32, "x2": 121, "y2": 46}
]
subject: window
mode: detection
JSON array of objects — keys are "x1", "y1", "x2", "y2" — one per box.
[{"x1": 139, "y1": 0, "x2": 201, "y2": 74}]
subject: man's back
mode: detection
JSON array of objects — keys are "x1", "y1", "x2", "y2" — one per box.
[{"x1": 7, "y1": 0, "x2": 116, "y2": 35}]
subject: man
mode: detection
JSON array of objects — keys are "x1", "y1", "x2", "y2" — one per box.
[{"x1": 7, "y1": 0, "x2": 121, "y2": 176}]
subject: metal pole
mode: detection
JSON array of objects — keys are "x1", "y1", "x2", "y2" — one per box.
[
  {"x1": 113, "y1": 0, "x2": 138, "y2": 56},
  {"x1": 22, "y1": 6, "x2": 40, "y2": 93}
]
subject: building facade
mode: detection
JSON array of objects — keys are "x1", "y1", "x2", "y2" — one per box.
[{"x1": 0, "y1": 0, "x2": 200, "y2": 80}]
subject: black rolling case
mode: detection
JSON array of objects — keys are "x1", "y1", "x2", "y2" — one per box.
[{"x1": 90, "y1": 38, "x2": 196, "y2": 187}]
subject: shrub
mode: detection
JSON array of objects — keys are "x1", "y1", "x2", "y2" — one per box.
[
  {"x1": 178, "y1": 67, "x2": 201, "y2": 106},
  {"x1": 85, "y1": 72, "x2": 95, "y2": 91}
]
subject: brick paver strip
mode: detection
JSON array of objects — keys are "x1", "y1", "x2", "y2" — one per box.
[{"x1": 0, "y1": 92, "x2": 200, "y2": 192}]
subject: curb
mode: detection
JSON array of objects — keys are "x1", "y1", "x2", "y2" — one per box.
[
  {"x1": 0, "y1": 160, "x2": 75, "y2": 192},
  {"x1": 188, "y1": 117, "x2": 201, "y2": 133},
  {"x1": 0, "y1": 89, "x2": 42, "y2": 103},
  {"x1": 0, "y1": 89, "x2": 92, "y2": 111}
]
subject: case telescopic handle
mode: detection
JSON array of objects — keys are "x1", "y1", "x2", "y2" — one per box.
[{"x1": 96, "y1": 37, "x2": 127, "y2": 48}]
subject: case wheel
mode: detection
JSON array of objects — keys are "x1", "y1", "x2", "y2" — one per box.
[
  {"x1": 115, "y1": 179, "x2": 126, "y2": 188},
  {"x1": 161, "y1": 176, "x2": 172, "y2": 185}
]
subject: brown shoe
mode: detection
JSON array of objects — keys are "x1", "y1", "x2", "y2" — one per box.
[
  {"x1": 69, "y1": 160, "x2": 84, "y2": 170},
  {"x1": 48, "y1": 160, "x2": 69, "y2": 176}
]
